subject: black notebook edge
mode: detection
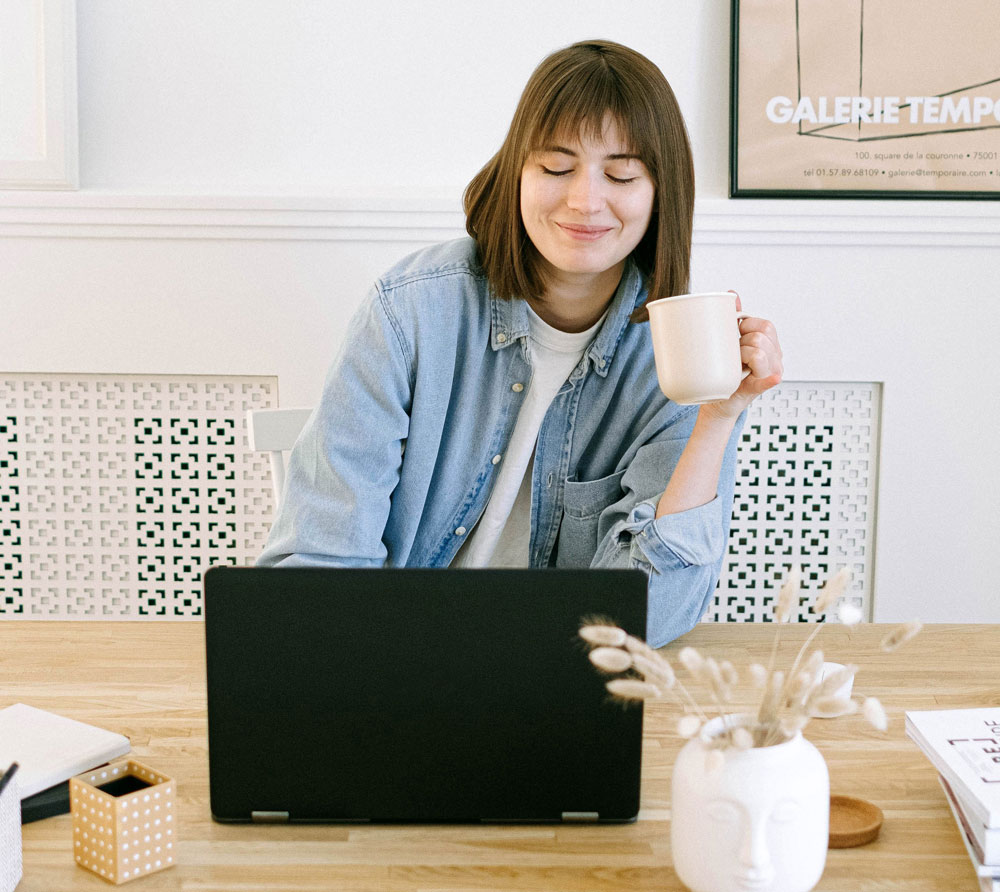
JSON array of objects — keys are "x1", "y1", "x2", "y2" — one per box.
[{"x1": 21, "y1": 779, "x2": 71, "y2": 823}]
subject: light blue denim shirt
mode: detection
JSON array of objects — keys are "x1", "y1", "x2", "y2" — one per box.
[{"x1": 258, "y1": 238, "x2": 745, "y2": 646}]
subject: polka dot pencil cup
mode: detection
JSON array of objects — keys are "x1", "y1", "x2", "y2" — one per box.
[{"x1": 70, "y1": 760, "x2": 176, "y2": 884}]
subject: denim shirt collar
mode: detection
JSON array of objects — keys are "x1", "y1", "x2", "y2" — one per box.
[{"x1": 489, "y1": 260, "x2": 645, "y2": 378}]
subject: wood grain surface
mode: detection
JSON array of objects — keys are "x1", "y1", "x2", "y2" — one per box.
[{"x1": 2, "y1": 621, "x2": 994, "y2": 891}]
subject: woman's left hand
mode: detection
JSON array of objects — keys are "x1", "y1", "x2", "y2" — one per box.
[{"x1": 701, "y1": 294, "x2": 783, "y2": 421}]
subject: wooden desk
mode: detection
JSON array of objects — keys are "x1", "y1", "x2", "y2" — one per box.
[{"x1": 3, "y1": 621, "x2": 995, "y2": 891}]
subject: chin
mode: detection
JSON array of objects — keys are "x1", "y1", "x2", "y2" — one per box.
[{"x1": 550, "y1": 250, "x2": 621, "y2": 276}]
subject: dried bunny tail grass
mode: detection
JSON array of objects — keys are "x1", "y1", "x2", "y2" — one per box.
[
  {"x1": 814, "y1": 663, "x2": 858, "y2": 700},
  {"x1": 774, "y1": 565, "x2": 802, "y2": 622},
  {"x1": 757, "y1": 669, "x2": 785, "y2": 726},
  {"x1": 805, "y1": 649, "x2": 825, "y2": 676},
  {"x1": 731, "y1": 726, "x2": 754, "y2": 750},
  {"x1": 677, "y1": 714, "x2": 702, "y2": 738},
  {"x1": 579, "y1": 623, "x2": 627, "y2": 647},
  {"x1": 838, "y1": 602, "x2": 864, "y2": 626},
  {"x1": 588, "y1": 647, "x2": 633, "y2": 674},
  {"x1": 787, "y1": 670, "x2": 815, "y2": 703},
  {"x1": 632, "y1": 652, "x2": 676, "y2": 689},
  {"x1": 814, "y1": 566, "x2": 852, "y2": 615},
  {"x1": 748, "y1": 663, "x2": 769, "y2": 688},
  {"x1": 880, "y1": 620, "x2": 923, "y2": 653},
  {"x1": 677, "y1": 646, "x2": 705, "y2": 675},
  {"x1": 862, "y1": 697, "x2": 888, "y2": 731},
  {"x1": 719, "y1": 660, "x2": 739, "y2": 687},
  {"x1": 779, "y1": 712, "x2": 810, "y2": 738},
  {"x1": 623, "y1": 634, "x2": 657, "y2": 657},
  {"x1": 704, "y1": 657, "x2": 731, "y2": 703},
  {"x1": 809, "y1": 695, "x2": 857, "y2": 718},
  {"x1": 606, "y1": 679, "x2": 662, "y2": 701}
]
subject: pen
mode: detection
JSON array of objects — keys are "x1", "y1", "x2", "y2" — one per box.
[{"x1": 0, "y1": 762, "x2": 18, "y2": 801}]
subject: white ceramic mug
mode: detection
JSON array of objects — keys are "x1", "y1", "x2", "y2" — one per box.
[{"x1": 646, "y1": 291, "x2": 749, "y2": 405}]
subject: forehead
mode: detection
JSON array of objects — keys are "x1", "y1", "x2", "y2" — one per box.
[{"x1": 536, "y1": 111, "x2": 638, "y2": 155}]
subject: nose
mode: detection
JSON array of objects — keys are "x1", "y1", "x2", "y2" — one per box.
[
  {"x1": 565, "y1": 170, "x2": 605, "y2": 215},
  {"x1": 739, "y1": 821, "x2": 774, "y2": 880}
]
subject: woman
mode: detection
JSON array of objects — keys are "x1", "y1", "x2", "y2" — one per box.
[{"x1": 258, "y1": 40, "x2": 783, "y2": 646}]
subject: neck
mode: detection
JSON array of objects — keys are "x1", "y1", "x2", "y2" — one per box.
[{"x1": 528, "y1": 260, "x2": 625, "y2": 333}]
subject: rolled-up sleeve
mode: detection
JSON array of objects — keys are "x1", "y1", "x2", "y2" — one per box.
[{"x1": 588, "y1": 412, "x2": 746, "y2": 647}]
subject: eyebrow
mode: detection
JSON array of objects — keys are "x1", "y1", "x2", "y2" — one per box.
[{"x1": 541, "y1": 145, "x2": 642, "y2": 161}]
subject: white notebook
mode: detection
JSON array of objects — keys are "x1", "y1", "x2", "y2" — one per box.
[{"x1": 0, "y1": 703, "x2": 131, "y2": 799}]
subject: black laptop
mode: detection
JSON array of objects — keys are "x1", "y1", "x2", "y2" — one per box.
[{"x1": 203, "y1": 566, "x2": 646, "y2": 824}]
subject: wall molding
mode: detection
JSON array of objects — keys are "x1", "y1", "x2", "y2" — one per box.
[{"x1": 0, "y1": 192, "x2": 998, "y2": 245}]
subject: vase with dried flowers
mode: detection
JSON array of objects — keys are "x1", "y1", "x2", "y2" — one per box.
[{"x1": 579, "y1": 566, "x2": 922, "y2": 892}]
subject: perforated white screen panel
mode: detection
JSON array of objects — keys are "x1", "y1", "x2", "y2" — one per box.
[
  {"x1": 1, "y1": 376, "x2": 878, "y2": 622},
  {"x1": 710, "y1": 382, "x2": 881, "y2": 623},
  {"x1": 0, "y1": 374, "x2": 276, "y2": 618}
]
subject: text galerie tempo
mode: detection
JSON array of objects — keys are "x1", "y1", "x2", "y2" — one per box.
[{"x1": 766, "y1": 95, "x2": 1000, "y2": 126}]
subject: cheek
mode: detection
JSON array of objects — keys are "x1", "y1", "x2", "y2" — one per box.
[
  {"x1": 628, "y1": 187, "x2": 656, "y2": 226},
  {"x1": 521, "y1": 176, "x2": 557, "y2": 220}
]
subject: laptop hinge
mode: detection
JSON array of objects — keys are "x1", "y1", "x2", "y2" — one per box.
[
  {"x1": 251, "y1": 810, "x2": 290, "y2": 823},
  {"x1": 561, "y1": 811, "x2": 599, "y2": 822}
]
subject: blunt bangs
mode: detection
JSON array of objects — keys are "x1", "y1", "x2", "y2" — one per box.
[{"x1": 530, "y1": 66, "x2": 656, "y2": 179}]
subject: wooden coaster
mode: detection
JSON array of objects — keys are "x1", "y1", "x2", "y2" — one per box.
[{"x1": 829, "y1": 794, "x2": 884, "y2": 848}]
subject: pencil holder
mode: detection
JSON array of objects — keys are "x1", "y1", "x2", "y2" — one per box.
[
  {"x1": 70, "y1": 760, "x2": 176, "y2": 885},
  {"x1": 0, "y1": 772, "x2": 22, "y2": 892}
]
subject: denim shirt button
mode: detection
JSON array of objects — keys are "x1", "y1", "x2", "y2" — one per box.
[
  {"x1": 599, "y1": 358, "x2": 607, "y2": 368},
  {"x1": 511, "y1": 382, "x2": 523, "y2": 392},
  {"x1": 491, "y1": 454, "x2": 502, "y2": 465},
  {"x1": 455, "y1": 526, "x2": 467, "y2": 536},
  {"x1": 496, "y1": 333, "x2": 507, "y2": 344}
]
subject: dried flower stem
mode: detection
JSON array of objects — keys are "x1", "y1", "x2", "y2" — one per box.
[{"x1": 625, "y1": 636, "x2": 708, "y2": 721}]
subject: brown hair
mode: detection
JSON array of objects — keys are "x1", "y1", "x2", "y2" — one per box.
[{"x1": 464, "y1": 40, "x2": 695, "y2": 322}]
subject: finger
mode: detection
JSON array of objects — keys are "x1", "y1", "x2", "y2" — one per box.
[
  {"x1": 740, "y1": 329, "x2": 782, "y2": 361},
  {"x1": 738, "y1": 318, "x2": 782, "y2": 357},
  {"x1": 737, "y1": 316, "x2": 777, "y2": 338},
  {"x1": 740, "y1": 345, "x2": 775, "y2": 380}
]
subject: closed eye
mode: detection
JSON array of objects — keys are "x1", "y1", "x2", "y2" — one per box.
[
  {"x1": 541, "y1": 166, "x2": 572, "y2": 176},
  {"x1": 607, "y1": 174, "x2": 638, "y2": 184}
]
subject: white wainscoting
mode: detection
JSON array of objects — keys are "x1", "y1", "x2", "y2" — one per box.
[{"x1": 0, "y1": 194, "x2": 999, "y2": 245}]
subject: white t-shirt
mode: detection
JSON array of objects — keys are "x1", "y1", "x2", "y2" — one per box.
[{"x1": 452, "y1": 305, "x2": 605, "y2": 568}]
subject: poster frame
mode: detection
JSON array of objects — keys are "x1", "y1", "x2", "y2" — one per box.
[{"x1": 729, "y1": 0, "x2": 1000, "y2": 200}]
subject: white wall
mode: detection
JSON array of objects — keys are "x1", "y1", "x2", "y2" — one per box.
[
  {"x1": 3, "y1": 1, "x2": 999, "y2": 624},
  {"x1": 74, "y1": 0, "x2": 731, "y2": 197}
]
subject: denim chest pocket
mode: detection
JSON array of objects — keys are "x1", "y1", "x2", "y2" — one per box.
[
  {"x1": 558, "y1": 469, "x2": 626, "y2": 567},
  {"x1": 563, "y1": 469, "x2": 627, "y2": 518}
]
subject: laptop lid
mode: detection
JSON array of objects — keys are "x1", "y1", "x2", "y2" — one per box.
[{"x1": 204, "y1": 566, "x2": 647, "y2": 824}]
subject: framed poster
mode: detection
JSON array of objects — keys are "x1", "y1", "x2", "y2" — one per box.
[{"x1": 730, "y1": 0, "x2": 1000, "y2": 199}]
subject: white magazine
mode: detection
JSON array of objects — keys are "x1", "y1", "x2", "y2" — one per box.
[
  {"x1": 941, "y1": 775, "x2": 1000, "y2": 869},
  {"x1": 940, "y1": 777, "x2": 1000, "y2": 882},
  {"x1": 0, "y1": 703, "x2": 130, "y2": 799},
  {"x1": 906, "y1": 708, "x2": 1000, "y2": 828}
]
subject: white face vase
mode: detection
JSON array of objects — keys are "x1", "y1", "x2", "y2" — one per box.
[{"x1": 671, "y1": 717, "x2": 829, "y2": 892}]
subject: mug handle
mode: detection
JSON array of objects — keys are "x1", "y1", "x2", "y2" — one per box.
[{"x1": 737, "y1": 311, "x2": 752, "y2": 381}]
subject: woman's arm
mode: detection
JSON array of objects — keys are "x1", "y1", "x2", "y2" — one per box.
[
  {"x1": 584, "y1": 309, "x2": 783, "y2": 646},
  {"x1": 657, "y1": 309, "x2": 783, "y2": 519},
  {"x1": 256, "y1": 286, "x2": 412, "y2": 567}
]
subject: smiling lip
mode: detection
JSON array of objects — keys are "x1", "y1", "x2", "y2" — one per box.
[{"x1": 557, "y1": 223, "x2": 613, "y2": 241}]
